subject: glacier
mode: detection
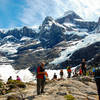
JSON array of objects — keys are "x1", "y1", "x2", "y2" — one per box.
[{"x1": 50, "y1": 33, "x2": 100, "y2": 65}]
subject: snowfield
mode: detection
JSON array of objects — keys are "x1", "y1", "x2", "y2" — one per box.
[
  {"x1": 0, "y1": 64, "x2": 35, "y2": 83},
  {"x1": 0, "y1": 64, "x2": 75, "y2": 83},
  {"x1": 20, "y1": 36, "x2": 32, "y2": 41},
  {"x1": 64, "y1": 31, "x2": 89, "y2": 36}
]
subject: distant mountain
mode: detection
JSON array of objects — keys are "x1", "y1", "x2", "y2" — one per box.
[{"x1": 56, "y1": 11, "x2": 82, "y2": 24}]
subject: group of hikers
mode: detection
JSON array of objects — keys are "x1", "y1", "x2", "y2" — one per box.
[
  {"x1": 36, "y1": 58, "x2": 100, "y2": 100},
  {"x1": 7, "y1": 75, "x2": 21, "y2": 82},
  {"x1": 53, "y1": 58, "x2": 88, "y2": 80},
  {"x1": 36, "y1": 58, "x2": 87, "y2": 95},
  {"x1": 4, "y1": 58, "x2": 100, "y2": 99}
]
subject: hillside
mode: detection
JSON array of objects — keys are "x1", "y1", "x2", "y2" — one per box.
[{"x1": 0, "y1": 76, "x2": 98, "y2": 100}]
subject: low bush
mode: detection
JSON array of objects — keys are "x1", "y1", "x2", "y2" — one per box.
[
  {"x1": 7, "y1": 80, "x2": 26, "y2": 89},
  {"x1": 0, "y1": 81, "x2": 3, "y2": 88},
  {"x1": 7, "y1": 95, "x2": 21, "y2": 100},
  {"x1": 64, "y1": 94, "x2": 76, "y2": 100}
]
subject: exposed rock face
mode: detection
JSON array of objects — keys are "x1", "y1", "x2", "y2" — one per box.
[
  {"x1": 0, "y1": 26, "x2": 37, "y2": 44},
  {"x1": 94, "y1": 17, "x2": 100, "y2": 33},
  {"x1": 39, "y1": 16, "x2": 66, "y2": 48},
  {"x1": 0, "y1": 32, "x2": 5, "y2": 39},
  {"x1": 6, "y1": 26, "x2": 37, "y2": 40}
]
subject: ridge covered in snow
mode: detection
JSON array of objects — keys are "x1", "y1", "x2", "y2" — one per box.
[
  {"x1": 64, "y1": 31, "x2": 89, "y2": 36},
  {"x1": 0, "y1": 42, "x2": 21, "y2": 55}
]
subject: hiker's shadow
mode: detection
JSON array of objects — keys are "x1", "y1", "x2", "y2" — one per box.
[{"x1": 25, "y1": 95, "x2": 35, "y2": 100}]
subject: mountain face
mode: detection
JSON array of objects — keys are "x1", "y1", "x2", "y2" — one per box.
[
  {"x1": 0, "y1": 11, "x2": 100, "y2": 70},
  {"x1": 39, "y1": 16, "x2": 66, "y2": 48},
  {"x1": 61, "y1": 42, "x2": 100, "y2": 67},
  {"x1": 0, "y1": 26, "x2": 37, "y2": 44}
]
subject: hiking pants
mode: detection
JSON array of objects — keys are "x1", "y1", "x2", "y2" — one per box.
[
  {"x1": 68, "y1": 72, "x2": 71, "y2": 78},
  {"x1": 60, "y1": 75, "x2": 63, "y2": 79},
  {"x1": 95, "y1": 78, "x2": 100, "y2": 100},
  {"x1": 37, "y1": 78, "x2": 45, "y2": 95},
  {"x1": 82, "y1": 68, "x2": 86, "y2": 75}
]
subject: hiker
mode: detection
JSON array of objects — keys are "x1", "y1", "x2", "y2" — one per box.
[
  {"x1": 60, "y1": 69, "x2": 63, "y2": 79},
  {"x1": 7, "y1": 76, "x2": 12, "y2": 84},
  {"x1": 80, "y1": 59, "x2": 87, "y2": 75},
  {"x1": 8, "y1": 76, "x2": 12, "y2": 81},
  {"x1": 67, "y1": 66, "x2": 72, "y2": 78},
  {"x1": 16, "y1": 76, "x2": 21, "y2": 81},
  {"x1": 92, "y1": 67, "x2": 95, "y2": 76},
  {"x1": 53, "y1": 73, "x2": 57, "y2": 80},
  {"x1": 37, "y1": 62, "x2": 45, "y2": 95},
  {"x1": 94, "y1": 64, "x2": 100, "y2": 100}
]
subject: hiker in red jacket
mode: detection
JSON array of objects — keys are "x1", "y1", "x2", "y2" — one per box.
[
  {"x1": 67, "y1": 66, "x2": 72, "y2": 78},
  {"x1": 37, "y1": 62, "x2": 45, "y2": 95}
]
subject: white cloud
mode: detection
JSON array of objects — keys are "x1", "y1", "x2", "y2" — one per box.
[{"x1": 20, "y1": 0, "x2": 100, "y2": 26}]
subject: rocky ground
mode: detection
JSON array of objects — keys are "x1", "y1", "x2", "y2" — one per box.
[{"x1": 0, "y1": 76, "x2": 99, "y2": 100}]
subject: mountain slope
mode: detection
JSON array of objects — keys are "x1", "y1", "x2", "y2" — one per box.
[{"x1": 0, "y1": 11, "x2": 100, "y2": 70}]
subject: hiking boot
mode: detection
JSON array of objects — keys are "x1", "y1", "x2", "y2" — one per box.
[
  {"x1": 37, "y1": 93, "x2": 40, "y2": 95},
  {"x1": 41, "y1": 91, "x2": 45, "y2": 93}
]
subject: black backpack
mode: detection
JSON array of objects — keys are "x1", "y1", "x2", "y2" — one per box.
[{"x1": 94, "y1": 67, "x2": 100, "y2": 78}]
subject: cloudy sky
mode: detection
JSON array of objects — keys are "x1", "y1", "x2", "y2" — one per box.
[{"x1": 0, "y1": 0, "x2": 100, "y2": 28}]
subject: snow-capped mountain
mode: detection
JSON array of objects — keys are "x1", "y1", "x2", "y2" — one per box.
[
  {"x1": 0, "y1": 11, "x2": 100, "y2": 71},
  {"x1": 56, "y1": 11, "x2": 97, "y2": 32}
]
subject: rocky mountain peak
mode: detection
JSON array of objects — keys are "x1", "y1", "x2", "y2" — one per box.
[
  {"x1": 42, "y1": 16, "x2": 54, "y2": 26},
  {"x1": 56, "y1": 10, "x2": 82, "y2": 24},
  {"x1": 64, "y1": 10, "x2": 80, "y2": 18}
]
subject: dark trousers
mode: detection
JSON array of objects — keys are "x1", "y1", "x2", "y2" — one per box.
[
  {"x1": 68, "y1": 72, "x2": 71, "y2": 78},
  {"x1": 82, "y1": 68, "x2": 86, "y2": 75},
  {"x1": 60, "y1": 75, "x2": 63, "y2": 79},
  {"x1": 37, "y1": 78, "x2": 45, "y2": 95},
  {"x1": 95, "y1": 78, "x2": 100, "y2": 100}
]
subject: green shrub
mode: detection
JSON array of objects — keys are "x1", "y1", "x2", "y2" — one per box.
[
  {"x1": 9, "y1": 84, "x2": 16, "y2": 89},
  {"x1": 7, "y1": 95, "x2": 21, "y2": 100},
  {"x1": 7, "y1": 80, "x2": 26, "y2": 89},
  {"x1": 64, "y1": 94, "x2": 76, "y2": 100},
  {"x1": 17, "y1": 82, "x2": 26, "y2": 88},
  {"x1": 0, "y1": 81, "x2": 3, "y2": 88}
]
